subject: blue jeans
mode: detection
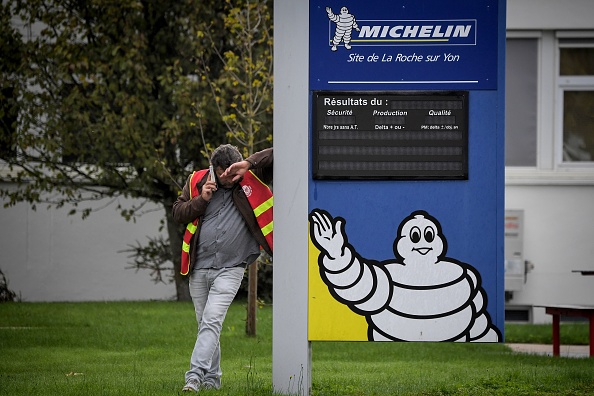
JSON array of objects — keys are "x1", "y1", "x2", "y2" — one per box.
[{"x1": 185, "y1": 266, "x2": 245, "y2": 388}]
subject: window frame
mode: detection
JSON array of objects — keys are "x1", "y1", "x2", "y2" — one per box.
[
  {"x1": 505, "y1": 30, "x2": 594, "y2": 186},
  {"x1": 555, "y1": 34, "x2": 594, "y2": 170}
]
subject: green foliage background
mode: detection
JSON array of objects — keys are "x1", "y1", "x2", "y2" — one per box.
[{"x1": 0, "y1": 0, "x2": 273, "y2": 300}]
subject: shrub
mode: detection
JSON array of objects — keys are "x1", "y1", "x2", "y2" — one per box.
[{"x1": 0, "y1": 268, "x2": 17, "y2": 302}]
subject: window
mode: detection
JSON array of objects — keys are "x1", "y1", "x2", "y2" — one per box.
[
  {"x1": 506, "y1": 32, "x2": 594, "y2": 184},
  {"x1": 505, "y1": 38, "x2": 538, "y2": 167},
  {"x1": 558, "y1": 42, "x2": 594, "y2": 164},
  {"x1": 562, "y1": 90, "x2": 594, "y2": 162}
]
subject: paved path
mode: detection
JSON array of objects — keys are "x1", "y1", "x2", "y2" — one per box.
[{"x1": 507, "y1": 343, "x2": 591, "y2": 358}]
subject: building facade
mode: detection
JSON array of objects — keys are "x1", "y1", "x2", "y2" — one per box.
[{"x1": 504, "y1": 0, "x2": 594, "y2": 322}]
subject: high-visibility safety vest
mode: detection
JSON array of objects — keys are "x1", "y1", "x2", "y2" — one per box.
[{"x1": 180, "y1": 169, "x2": 273, "y2": 275}]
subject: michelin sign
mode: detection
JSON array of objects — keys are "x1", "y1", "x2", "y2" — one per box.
[
  {"x1": 328, "y1": 8, "x2": 476, "y2": 49},
  {"x1": 310, "y1": 1, "x2": 498, "y2": 90},
  {"x1": 308, "y1": 0, "x2": 505, "y2": 342}
]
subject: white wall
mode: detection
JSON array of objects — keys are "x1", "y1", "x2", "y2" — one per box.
[
  {"x1": 0, "y1": 184, "x2": 174, "y2": 301},
  {"x1": 505, "y1": 185, "x2": 594, "y2": 322},
  {"x1": 508, "y1": 0, "x2": 594, "y2": 30}
]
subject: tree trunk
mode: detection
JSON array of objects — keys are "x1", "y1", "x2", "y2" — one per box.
[
  {"x1": 165, "y1": 202, "x2": 191, "y2": 301},
  {"x1": 246, "y1": 261, "x2": 258, "y2": 336}
]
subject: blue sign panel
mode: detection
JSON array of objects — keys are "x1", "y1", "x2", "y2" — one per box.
[
  {"x1": 309, "y1": 0, "x2": 499, "y2": 90},
  {"x1": 308, "y1": 0, "x2": 505, "y2": 342}
]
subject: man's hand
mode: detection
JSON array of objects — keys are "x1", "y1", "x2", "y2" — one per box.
[
  {"x1": 200, "y1": 172, "x2": 217, "y2": 201},
  {"x1": 221, "y1": 160, "x2": 251, "y2": 183}
]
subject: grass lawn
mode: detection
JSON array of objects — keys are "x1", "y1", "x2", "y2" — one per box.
[{"x1": 0, "y1": 300, "x2": 593, "y2": 395}]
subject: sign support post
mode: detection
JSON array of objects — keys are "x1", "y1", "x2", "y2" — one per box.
[{"x1": 273, "y1": 1, "x2": 311, "y2": 395}]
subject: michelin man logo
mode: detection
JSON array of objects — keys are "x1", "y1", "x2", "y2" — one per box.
[
  {"x1": 326, "y1": 6, "x2": 360, "y2": 51},
  {"x1": 309, "y1": 209, "x2": 502, "y2": 342}
]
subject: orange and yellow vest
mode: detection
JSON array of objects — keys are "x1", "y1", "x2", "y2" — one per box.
[{"x1": 180, "y1": 169, "x2": 273, "y2": 275}]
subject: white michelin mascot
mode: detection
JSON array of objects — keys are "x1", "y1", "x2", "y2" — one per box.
[
  {"x1": 326, "y1": 6, "x2": 360, "y2": 51},
  {"x1": 309, "y1": 209, "x2": 502, "y2": 342}
]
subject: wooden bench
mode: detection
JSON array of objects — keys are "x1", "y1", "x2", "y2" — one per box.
[{"x1": 536, "y1": 305, "x2": 594, "y2": 358}]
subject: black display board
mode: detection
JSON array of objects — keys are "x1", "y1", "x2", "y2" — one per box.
[{"x1": 312, "y1": 91, "x2": 469, "y2": 180}]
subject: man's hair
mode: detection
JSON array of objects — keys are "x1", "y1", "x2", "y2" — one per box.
[{"x1": 210, "y1": 144, "x2": 243, "y2": 169}]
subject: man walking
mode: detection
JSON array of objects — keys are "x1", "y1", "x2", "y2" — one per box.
[{"x1": 172, "y1": 144, "x2": 273, "y2": 392}]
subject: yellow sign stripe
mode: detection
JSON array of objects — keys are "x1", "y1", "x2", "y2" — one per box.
[
  {"x1": 254, "y1": 197, "x2": 273, "y2": 217},
  {"x1": 261, "y1": 221, "x2": 273, "y2": 236}
]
